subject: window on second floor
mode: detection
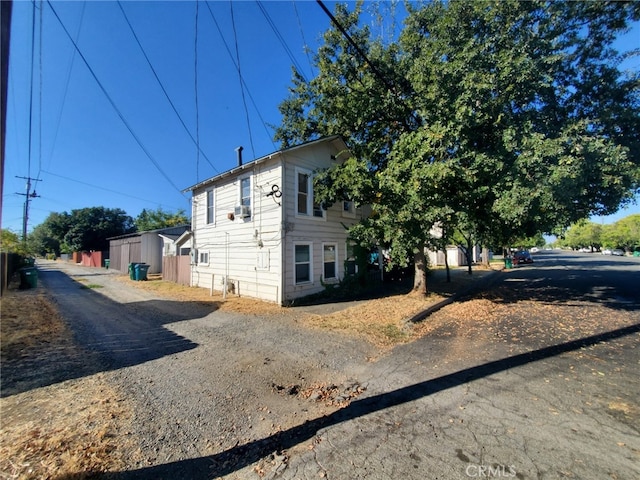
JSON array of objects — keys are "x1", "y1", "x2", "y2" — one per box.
[
  {"x1": 206, "y1": 188, "x2": 215, "y2": 224},
  {"x1": 240, "y1": 177, "x2": 251, "y2": 219},
  {"x1": 296, "y1": 169, "x2": 324, "y2": 219},
  {"x1": 342, "y1": 200, "x2": 355, "y2": 218},
  {"x1": 297, "y1": 172, "x2": 309, "y2": 215}
]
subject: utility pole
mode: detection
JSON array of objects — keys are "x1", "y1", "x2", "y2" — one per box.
[{"x1": 15, "y1": 175, "x2": 41, "y2": 241}]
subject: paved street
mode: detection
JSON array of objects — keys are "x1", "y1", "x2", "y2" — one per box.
[
  {"x1": 23, "y1": 252, "x2": 640, "y2": 479},
  {"x1": 95, "y1": 251, "x2": 640, "y2": 479},
  {"x1": 277, "y1": 252, "x2": 640, "y2": 479}
]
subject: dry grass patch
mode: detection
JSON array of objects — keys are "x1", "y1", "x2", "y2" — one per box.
[
  {"x1": 117, "y1": 267, "x2": 499, "y2": 348},
  {"x1": 0, "y1": 376, "x2": 132, "y2": 480},
  {"x1": 1, "y1": 290, "x2": 68, "y2": 362},
  {"x1": 0, "y1": 286, "x2": 136, "y2": 479},
  {"x1": 302, "y1": 292, "x2": 448, "y2": 347},
  {"x1": 114, "y1": 274, "x2": 286, "y2": 315},
  {"x1": 118, "y1": 274, "x2": 451, "y2": 347}
]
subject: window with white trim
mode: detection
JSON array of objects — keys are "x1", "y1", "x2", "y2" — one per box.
[
  {"x1": 294, "y1": 243, "x2": 312, "y2": 284},
  {"x1": 199, "y1": 251, "x2": 209, "y2": 265},
  {"x1": 297, "y1": 171, "x2": 309, "y2": 215},
  {"x1": 206, "y1": 188, "x2": 214, "y2": 224},
  {"x1": 296, "y1": 168, "x2": 324, "y2": 218},
  {"x1": 240, "y1": 176, "x2": 251, "y2": 219},
  {"x1": 342, "y1": 200, "x2": 355, "y2": 218},
  {"x1": 323, "y1": 243, "x2": 338, "y2": 280}
]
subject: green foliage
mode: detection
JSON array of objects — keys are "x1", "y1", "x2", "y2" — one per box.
[
  {"x1": 64, "y1": 207, "x2": 135, "y2": 252},
  {"x1": 601, "y1": 214, "x2": 640, "y2": 250},
  {"x1": 276, "y1": 1, "x2": 640, "y2": 285},
  {"x1": 559, "y1": 220, "x2": 602, "y2": 250},
  {"x1": 28, "y1": 207, "x2": 134, "y2": 255},
  {"x1": 134, "y1": 208, "x2": 190, "y2": 232},
  {"x1": 28, "y1": 212, "x2": 71, "y2": 256},
  {"x1": 513, "y1": 232, "x2": 547, "y2": 250},
  {"x1": 0, "y1": 229, "x2": 28, "y2": 255},
  {"x1": 559, "y1": 215, "x2": 640, "y2": 251}
]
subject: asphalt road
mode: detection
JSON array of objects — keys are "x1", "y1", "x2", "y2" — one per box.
[
  {"x1": 31, "y1": 252, "x2": 640, "y2": 479},
  {"x1": 278, "y1": 251, "x2": 640, "y2": 480}
]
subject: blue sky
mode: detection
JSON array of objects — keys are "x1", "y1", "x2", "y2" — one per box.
[{"x1": 2, "y1": 1, "x2": 639, "y2": 235}]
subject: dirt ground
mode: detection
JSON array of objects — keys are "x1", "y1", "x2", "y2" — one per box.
[
  {"x1": 0, "y1": 283, "x2": 138, "y2": 479},
  {"x1": 0, "y1": 264, "x2": 494, "y2": 479}
]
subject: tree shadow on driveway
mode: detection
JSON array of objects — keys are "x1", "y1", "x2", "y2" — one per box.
[
  {"x1": 67, "y1": 322, "x2": 639, "y2": 480},
  {"x1": 1, "y1": 268, "x2": 216, "y2": 398}
]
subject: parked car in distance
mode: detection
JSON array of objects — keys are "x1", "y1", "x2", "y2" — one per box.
[
  {"x1": 530, "y1": 247, "x2": 539, "y2": 253},
  {"x1": 612, "y1": 249, "x2": 625, "y2": 256},
  {"x1": 513, "y1": 250, "x2": 533, "y2": 264},
  {"x1": 602, "y1": 249, "x2": 612, "y2": 255}
]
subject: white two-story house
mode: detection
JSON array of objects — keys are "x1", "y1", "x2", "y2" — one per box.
[{"x1": 183, "y1": 135, "x2": 365, "y2": 305}]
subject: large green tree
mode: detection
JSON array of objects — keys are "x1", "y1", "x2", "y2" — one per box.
[
  {"x1": 602, "y1": 214, "x2": 640, "y2": 251},
  {"x1": 30, "y1": 207, "x2": 134, "y2": 255},
  {"x1": 275, "y1": 0, "x2": 640, "y2": 294},
  {"x1": 64, "y1": 207, "x2": 135, "y2": 252},
  {"x1": 134, "y1": 207, "x2": 189, "y2": 232},
  {"x1": 28, "y1": 211, "x2": 71, "y2": 256}
]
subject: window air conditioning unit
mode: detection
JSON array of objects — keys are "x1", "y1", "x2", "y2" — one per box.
[{"x1": 234, "y1": 205, "x2": 250, "y2": 218}]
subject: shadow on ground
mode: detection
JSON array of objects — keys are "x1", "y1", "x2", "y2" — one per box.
[
  {"x1": 59, "y1": 323, "x2": 640, "y2": 480},
  {"x1": 1, "y1": 268, "x2": 216, "y2": 398}
]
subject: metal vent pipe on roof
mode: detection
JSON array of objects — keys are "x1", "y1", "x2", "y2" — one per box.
[{"x1": 236, "y1": 146, "x2": 244, "y2": 166}]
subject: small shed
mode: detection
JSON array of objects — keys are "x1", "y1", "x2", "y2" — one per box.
[{"x1": 108, "y1": 225, "x2": 190, "y2": 274}]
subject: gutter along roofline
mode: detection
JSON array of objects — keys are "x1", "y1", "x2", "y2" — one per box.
[{"x1": 182, "y1": 135, "x2": 346, "y2": 193}]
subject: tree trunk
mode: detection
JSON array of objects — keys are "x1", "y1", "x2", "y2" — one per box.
[
  {"x1": 413, "y1": 247, "x2": 428, "y2": 295},
  {"x1": 444, "y1": 248, "x2": 451, "y2": 282},
  {"x1": 482, "y1": 246, "x2": 490, "y2": 267},
  {"x1": 465, "y1": 239, "x2": 473, "y2": 275}
]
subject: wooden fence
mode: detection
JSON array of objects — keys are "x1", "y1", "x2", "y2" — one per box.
[
  {"x1": 162, "y1": 256, "x2": 191, "y2": 286},
  {"x1": 0, "y1": 253, "x2": 22, "y2": 296}
]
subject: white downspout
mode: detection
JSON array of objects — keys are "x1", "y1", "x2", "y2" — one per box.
[
  {"x1": 224, "y1": 231, "x2": 229, "y2": 300},
  {"x1": 279, "y1": 158, "x2": 286, "y2": 306}
]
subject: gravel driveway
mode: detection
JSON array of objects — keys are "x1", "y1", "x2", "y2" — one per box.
[
  {"x1": 36, "y1": 260, "x2": 378, "y2": 477},
  {"x1": 31, "y1": 254, "x2": 640, "y2": 480}
]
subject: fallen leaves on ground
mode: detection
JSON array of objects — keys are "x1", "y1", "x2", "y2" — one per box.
[{"x1": 0, "y1": 286, "x2": 137, "y2": 480}]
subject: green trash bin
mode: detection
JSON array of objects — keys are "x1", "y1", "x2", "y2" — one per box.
[
  {"x1": 104, "y1": 259, "x2": 110, "y2": 269},
  {"x1": 128, "y1": 263, "x2": 138, "y2": 280},
  {"x1": 504, "y1": 257, "x2": 513, "y2": 269},
  {"x1": 19, "y1": 267, "x2": 38, "y2": 289},
  {"x1": 134, "y1": 263, "x2": 150, "y2": 281}
]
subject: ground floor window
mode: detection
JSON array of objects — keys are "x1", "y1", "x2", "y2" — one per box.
[
  {"x1": 294, "y1": 243, "x2": 312, "y2": 284},
  {"x1": 323, "y1": 243, "x2": 337, "y2": 280}
]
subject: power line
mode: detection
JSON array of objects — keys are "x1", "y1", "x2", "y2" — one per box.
[
  {"x1": 256, "y1": 1, "x2": 309, "y2": 83},
  {"x1": 194, "y1": 0, "x2": 201, "y2": 181},
  {"x1": 46, "y1": 0, "x2": 187, "y2": 197},
  {"x1": 41, "y1": 169, "x2": 185, "y2": 211},
  {"x1": 44, "y1": 0, "x2": 86, "y2": 175},
  {"x1": 229, "y1": 0, "x2": 256, "y2": 159},
  {"x1": 204, "y1": 1, "x2": 276, "y2": 153},
  {"x1": 291, "y1": 0, "x2": 316, "y2": 79},
  {"x1": 116, "y1": 0, "x2": 218, "y2": 175},
  {"x1": 27, "y1": 0, "x2": 36, "y2": 180}
]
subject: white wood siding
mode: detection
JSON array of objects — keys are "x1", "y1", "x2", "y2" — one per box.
[
  {"x1": 191, "y1": 159, "x2": 283, "y2": 303},
  {"x1": 280, "y1": 138, "x2": 362, "y2": 303}
]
